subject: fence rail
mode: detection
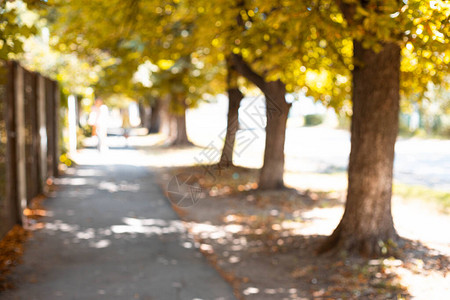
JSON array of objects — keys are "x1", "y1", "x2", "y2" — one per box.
[{"x1": 0, "y1": 60, "x2": 60, "y2": 238}]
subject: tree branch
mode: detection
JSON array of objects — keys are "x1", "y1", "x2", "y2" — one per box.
[
  {"x1": 335, "y1": 0, "x2": 356, "y2": 24},
  {"x1": 230, "y1": 54, "x2": 267, "y2": 92}
]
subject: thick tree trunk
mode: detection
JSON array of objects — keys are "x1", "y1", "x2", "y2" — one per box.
[
  {"x1": 258, "y1": 80, "x2": 291, "y2": 190},
  {"x1": 170, "y1": 113, "x2": 190, "y2": 145},
  {"x1": 169, "y1": 100, "x2": 191, "y2": 146},
  {"x1": 318, "y1": 41, "x2": 401, "y2": 257},
  {"x1": 149, "y1": 100, "x2": 161, "y2": 134}
]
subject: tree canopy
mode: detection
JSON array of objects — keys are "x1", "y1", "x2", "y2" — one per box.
[{"x1": 0, "y1": 0, "x2": 37, "y2": 59}]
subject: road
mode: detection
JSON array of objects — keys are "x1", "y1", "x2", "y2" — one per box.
[{"x1": 188, "y1": 100, "x2": 450, "y2": 191}]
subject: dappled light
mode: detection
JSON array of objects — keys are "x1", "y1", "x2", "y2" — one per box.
[{"x1": 169, "y1": 162, "x2": 449, "y2": 298}]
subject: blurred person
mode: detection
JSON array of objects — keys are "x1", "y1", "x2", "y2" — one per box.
[
  {"x1": 122, "y1": 108, "x2": 131, "y2": 138},
  {"x1": 88, "y1": 98, "x2": 109, "y2": 152},
  {"x1": 122, "y1": 107, "x2": 131, "y2": 145}
]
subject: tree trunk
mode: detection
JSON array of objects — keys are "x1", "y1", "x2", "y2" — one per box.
[
  {"x1": 169, "y1": 100, "x2": 191, "y2": 146},
  {"x1": 220, "y1": 61, "x2": 244, "y2": 167},
  {"x1": 258, "y1": 80, "x2": 291, "y2": 190},
  {"x1": 219, "y1": 88, "x2": 243, "y2": 167},
  {"x1": 318, "y1": 41, "x2": 401, "y2": 257},
  {"x1": 149, "y1": 100, "x2": 161, "y2": 134},
  {"x1": 138, "y1": 101, "x2": 146, "y2": 128},
  {"x1": 138, "y1": 100, "x2": 152, "y2": 132},
  {"x1": 159, "y1": 95, "x2": 171, "y2": 137},
  {"x1": 142, "y1": 104, "x2": 152, "y2": 132}
]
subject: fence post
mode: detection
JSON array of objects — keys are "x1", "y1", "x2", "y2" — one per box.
[
  {"x1": 23, "y1": 70, "x2": 39, "y2": 202},
  {"x1": 1, "y1": 61, "x2": 17, "y2": 236},
  {"x1": 37, "y1": 75, "x2": 47, "y2": 189},
  {"x1": 14, "y1": 64, "x2": 26, "y2": 225},
  {"x1": 53, "y1": 81, "x2": 60, "y2": 177},
  {"x1": 68, "y1": 94, "x2": 77, "y2": 154},
  {"x1": 45, "y1": 78, "x2": 54, "y2": 179},
  {"x1": 5, "y1": 62, "x2": 19, "y2": 227},
  {"x1": 31, "y1": 72, "x2": 42, "y2": 195}
]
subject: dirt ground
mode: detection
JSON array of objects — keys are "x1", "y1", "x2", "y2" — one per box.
[{"x1": 157, "y1": 164, "x2": 450, "y2": 300}]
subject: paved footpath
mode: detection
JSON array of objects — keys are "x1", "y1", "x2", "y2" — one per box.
[{"x1": 2, "y1": 148, "x2": 235, "y2": 300}]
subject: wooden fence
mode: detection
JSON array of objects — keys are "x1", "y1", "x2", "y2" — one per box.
[{"x1": 0, "y1": 60, "x2": 60, "y2": 238}]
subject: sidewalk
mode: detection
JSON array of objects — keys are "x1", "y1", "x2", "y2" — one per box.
[{"x1": 2, "y1": 147, "x2": 235, "y2": 300}]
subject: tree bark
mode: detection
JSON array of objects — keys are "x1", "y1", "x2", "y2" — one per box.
[
  {"x1": 159, "y1": 95, "x2": 171, "y2": 137},
  {"x1": 219, "y1": 60, "x2": 243, "y2": 167},
  {"x1": 258, "y1": 80, "x2": 291, "y2": 190},
  {"x1": 138, "y1": 101, "x2": 145, "y2": 127},
  {"x1": 138, "y1": 100, "x2": 152, "y2": 132},
  {"x1": 149, "y1": 99, "x2": 161, "y2": 134},
  {"x1": 169, "y1": 98, "x2": 191, "y2": 146},
  {"x1": 318, "y1": 41, "x2": 401, "y2": 257},
  {"x1": 170, "y1": 114, "x2": 190, "y2": 145},
  {"x1": 219, "y1": 88, "x2": 243, "y2": 167}
]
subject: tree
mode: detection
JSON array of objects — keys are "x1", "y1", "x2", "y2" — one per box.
[
  {"x1": 191, "y1": 0, "x2": 352, "y2": 189},
  {"x1": 191, "y1": 1, "x2": 292, "y2": 189},
  {"x1": 0, "y1": 0, "x2": 37, "y2": 59},
  {"x1": 230, "y1": 53, "x2": 291, "y2": 189},
  {"x1": 145, "y1": 56, "x2": 222, "y2": 145},
  {"x1": 45, "y1": 0, "x2": 221, "y2": 146},
  {"x1": 7, "y1": 2, "x2": 104, "y2": 99},
  {"x1": 318, "y1": 0, "x2": 449, "y2": 256},
  {"x1": 319, "y1": 40, "x2": 401, "y2": 256}
]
